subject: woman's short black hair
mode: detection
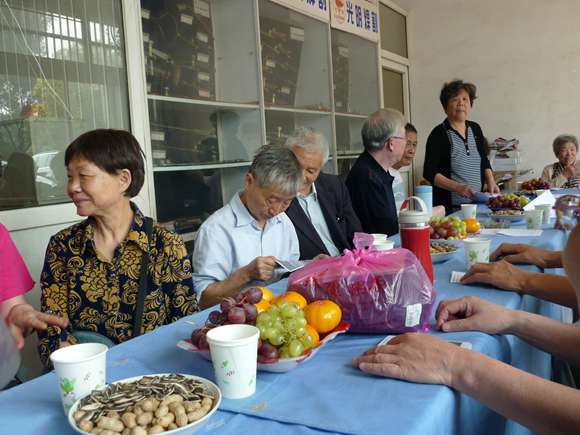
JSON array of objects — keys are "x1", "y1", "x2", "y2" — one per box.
[
  {"x1": 65, "y1": 129, "x2": 145, "y2": 198},
  {"x1": 439, "y1": 79, "x2": 477, "y2": 109}
]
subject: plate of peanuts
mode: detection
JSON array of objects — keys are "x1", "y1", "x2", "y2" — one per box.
[
  {"x1": 430, "y1": 241, "x2": 460, "y2": 263},
  {"x1": 68, "y1": 373, "x2": 221, "y2": 435}
]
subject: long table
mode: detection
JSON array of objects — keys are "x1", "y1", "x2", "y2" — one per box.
[{"x1": 0, "y1": 203, "x2": 571, "y2": 435}]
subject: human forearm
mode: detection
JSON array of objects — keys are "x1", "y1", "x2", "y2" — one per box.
[
  {"x1": 521, "y1": 273, "x2": 576, "y2": 308},
  {"x1": 454, "y1": 349, "x2": 580, "y2": 435},
  {"x1": 505, "y1": 310, "x2": 580, "y2": 365},
  {"x1": 434, "y1": 173, "x2": 461, "y2": 192},
  {"x1": 198, "y1": 265, "x2": 252, "y2": 310}
]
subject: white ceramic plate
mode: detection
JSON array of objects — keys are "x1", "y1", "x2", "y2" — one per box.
[
  {"x1": 487, "y1": 213, "x2": 525, "y2": 222},
  {"x1": 67, "y1": 374, "x2": 221, "y2": 435},
  {"x1": 178, "y1": 322, "x2": 350, "y2": 373},
  {"x1": 431, "y1": 250, "x2": 458, "y2": 263}
]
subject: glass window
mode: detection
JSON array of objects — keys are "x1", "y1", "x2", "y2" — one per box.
[
  {"x1": 382, "y1": 68, "x2": 404, "y2": 114},
  {"x1": 379, "y1": 3, "x2": 407, "y2": 58},
  {"x1": 0, "y1": 0, "x2": 129, "y2": 210}
]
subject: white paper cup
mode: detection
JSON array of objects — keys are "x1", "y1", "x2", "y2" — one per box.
[
  {"x1": 463, "y1": 237, "x2": 492, "y2": 269},
  {"x1": 370, "y1": 233, "x2": 388, "y2": 242},
  {"x1": 206, "y1": 324, "x2": 259, "y2": 399},
  {"x1": 525, "y1": 209, "x2": 544, "y2": 229},
  {"x1": 373, "y1": 240, "x2": 395, "y2": 251},
  {"x1": 50, "y1": 343, "x2": 107, "y2": 414},
  {"x1": 461, "y1": 204, "x2": 477, "y2": 220},
  {"x1": 534, "y1": 204, "x2": 552, "y2": 224}
]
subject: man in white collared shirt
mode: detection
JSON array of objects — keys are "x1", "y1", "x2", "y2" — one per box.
[{"x1": 192, "y1": 145, "x2": 303, "y2": 310}]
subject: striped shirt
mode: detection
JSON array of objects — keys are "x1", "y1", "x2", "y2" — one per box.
[{"x1": 447, "y1": 125, "x2": 482, "y2": 206}]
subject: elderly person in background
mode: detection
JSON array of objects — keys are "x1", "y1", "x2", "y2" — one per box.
[
  {"x1": 423, "y1": 79, "x2": 499, "y2": 215},
  {"x1": 38, "y1": 129, "x2": 198, "y2": 369},
  {"x1": 193, "y1": 145, "x2": 325, "y2": 310},
  {"x1": 353, "y1": 221, "x2": 580, "y2": 434},
  {"x1": 389, "y1": 123, "x2": 446, "y2": 218},
  {"x1": 345, "y1": 108, "x2": 407, "y2": 237},
  {"x1": 541, "y1": 134, "x2": 580, "y2": 188},
  {"x1": 283, "y1": 127, "x2": 362, "y2": 260}
]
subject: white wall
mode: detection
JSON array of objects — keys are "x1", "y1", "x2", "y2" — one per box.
[{"x1": 393, "y1": 0, "x2": 580, "y2": 187}]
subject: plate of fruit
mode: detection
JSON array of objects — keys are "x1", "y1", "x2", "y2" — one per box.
[
  {"x1": 486, "y1": 193, "x2": 530, "y2": 211},
  {"x1": 521, "y1": 178, "x2": 550, "y2": 192},
  {"x1": 178, "y1": 288, "x2": 350, "y2": 373}
]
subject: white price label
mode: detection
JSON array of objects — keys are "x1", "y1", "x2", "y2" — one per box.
[
  {"x1": 152, "y1": 150, "x2": 166, "y2": 159},
  {"x1": 141, "y1": 8, "x2": 150, "y2": 19},
  {"x1": 197, "y1": 32, "x2": 208, "y2": 43},
  {"x1": 265, "y1": 59, "x2": 276, "y2": 68},
  {"x1": 336, "y1": 101, "x2": 343, "y2": 108},
  {"x1": 180, "y1": 14, "x2": 193, "y2": 25},
  {"x1": 194, "y1": 0, "x2": 210, "y2": 18},
  {"x1": 405, "y1": 303, "x2": 422, "y2": 327},
  {"x1": 199, "y1": 88, "x2": 211, "y2": 98},
  {"x1": 146, "y1": 83, "x2": 151, "y2": 92},
  {"x1": 290, "y1": 27, "x2": 305, "y2": 42},
  {"x1": 281, "y1": 86, "x2": 290, "y2": 94},
  {"x1": 151, "y1": 132, "x2": 165, "y2": 141},
  {"x1": 197, "y1": 53, "x2": 210, "y2": 63},
  {"x1": 143, "y1": 33, "x2": 149, "y2": 43},
  {"x1": 152, "y1": 49, "x2": 168, "y2": 60},
  {"x1": 198, "y1": 72, "x2": 210, "y2": 82},
  {"x1": 338, "y1": 46, "x2": 349, "y2": 58}
]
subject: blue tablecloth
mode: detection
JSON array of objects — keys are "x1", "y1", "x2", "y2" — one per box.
[{"x1": 0, "y1": 205, "x2": 570, "y2": 435}]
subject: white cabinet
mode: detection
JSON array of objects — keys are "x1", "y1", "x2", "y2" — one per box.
[{"x1": 139, "y1": 0, "x2": 381, "y2": 238}]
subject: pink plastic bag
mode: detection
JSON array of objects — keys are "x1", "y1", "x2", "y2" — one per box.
[{"x1": 286, "y1": 233, "x2": 436, "y2": 333}]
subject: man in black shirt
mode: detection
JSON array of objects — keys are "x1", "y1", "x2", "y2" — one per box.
[{"x1": 345, "y1": 108, "x2": 407, "y2": 237}]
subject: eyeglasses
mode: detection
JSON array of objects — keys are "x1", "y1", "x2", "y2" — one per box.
[
  {"x1": 390, "y1": 136, "x2": 406, "y2": 142},
  {"x1": 554, "y1": 195, "x2": 580, "y2": 229}
]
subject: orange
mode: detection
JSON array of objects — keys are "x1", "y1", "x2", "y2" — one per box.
[
  {"x1": 461, "y1": 218, "x2": 481, "y2": 233},
  {"x1": 304, "y1": 300, "x2": 342, "y2": 334},
  {"x1": 271, "y1": 291, "x2": 307, "y2": 310},
  {"x1": 254, "y1": 299, "x2": 270, "y2": 313},
  {"x1": 304, "y1": 324, "x2": 320, "y2": 348}
]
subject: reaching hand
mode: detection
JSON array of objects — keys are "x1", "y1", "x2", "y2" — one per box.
[
  {"x1": 435, "y1": 295, "x2": 513, "y2": 335},
  {"x1": 247, "y1": 256, "x2": 278, "y2": 282},
  {"x1": 460, "y1": 261, "x2": 530, "y2": 293},
  {"x1": 487, "y1": 181, "x2": 501, "y2": 195},
  {"x1": 456, "y1": 183, "x2": 476, "y2": 199},
  {"x1": 313, "y1": 253, "x2": 331, "y2": 260},
  {"x1": 7, "y1": 304, "x2": 68, "y2": 350},
  {"x1": 489, "y1": 243, "x2": 560, "y2": 269},
  {"x1": 353, "y1": 333, "x2": 465, "y2": 387}
]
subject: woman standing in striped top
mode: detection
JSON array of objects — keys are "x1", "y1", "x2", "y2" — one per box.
[{"x1": 423, "y1": 80, "x2": 500, "y2": 215}]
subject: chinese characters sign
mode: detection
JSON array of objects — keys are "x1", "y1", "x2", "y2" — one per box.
[
  {"x1": 272, "y1": 0, "x2": 330, "y2": 22},
  {"x1": 331, "y1": 0, "x2": 379, "y2": 42}
]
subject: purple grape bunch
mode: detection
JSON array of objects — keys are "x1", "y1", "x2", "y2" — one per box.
[{"x1": 190, "y1": 287, "x2": 264, "y2": 349}]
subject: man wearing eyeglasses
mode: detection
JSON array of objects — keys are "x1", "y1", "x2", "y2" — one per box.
[{"x1": 345, "y1": 108, "x2": 407, "y2": 237}]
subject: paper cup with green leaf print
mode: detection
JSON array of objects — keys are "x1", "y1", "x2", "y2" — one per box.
[
  {"x1": 461, "y1": 204, "x2": 477, "y2": 220},
  {"x1": 206, "y1": 324, "x2": 259, "y2": 399},
  {"x1": 463, "y1": 238, "x2": 492, "y2": 270},
  {"x1": 50, "y1": 343, "x2": 107, "y2": 414},
  {"x1": 525, "y1": 209, "x2": 544, "y2": 229},
  {"x1": 534, "y1": 204, "x2": 552, "y2": 225}
]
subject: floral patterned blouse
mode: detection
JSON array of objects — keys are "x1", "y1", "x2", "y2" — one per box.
[{"x1": 38, "y1": 203, "x2": 198, "y2": 368}]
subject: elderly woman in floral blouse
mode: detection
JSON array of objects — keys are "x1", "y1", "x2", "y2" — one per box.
[{"x1": 38, "y1": 129, "x2": 198, "y2": 369}]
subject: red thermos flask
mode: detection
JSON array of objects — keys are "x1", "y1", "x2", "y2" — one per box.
[{"x1": 398, "y1": 196, "x2": 434, "y2": 283}]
